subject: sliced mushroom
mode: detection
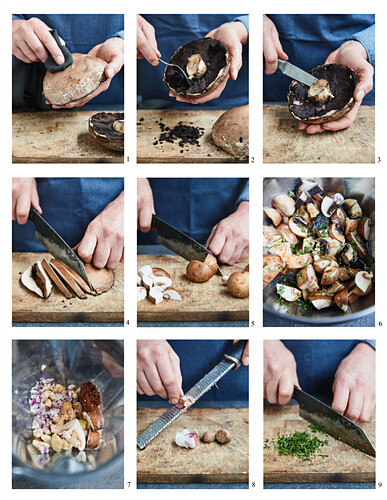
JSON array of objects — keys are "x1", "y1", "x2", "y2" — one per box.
[
  {"x1": 285, "y1": 254, "x2": 312, "y2": 269},
  {"x1": 305, "y1": 197, "x2": 320, "y2": 218},
  {"x1": 326, "y1": 281, "x2": 345, "y2": 294},
  {"x1": 263, "y1": 225, "x2": 282, "y2": 246},
  {"x1": 138, "y1": 265, "x2": 153, "y2": 279},
  {"x1": 152, "y1": 268, "x2": 171, "y2": 279},
  {"x1": 263, "y1": 255, "x2": 282, "y2": 283},
  {"x1": 337, "y1": 243, "x2": 355, "y2": 264},
  {"x1": 353, "y1": 271, "x2": 373, "y2": 295},
  {"x1": 342, "y1": 199, "x2": 362, "y2": 218},
  {"x1": 153, "y1": 276, "x2": 173, "y2": 290},
  {"x1": 41, "y1": 259, "x2": 73, "y2": 299},
  {"x1": 313, "y1": 256, "x2": 336, "y2": 274},
  {"x1": 277, "y1": 223, "x2": 298, "y2": 244},
  {"x1": 49, "y1": 260, "x2": 87, "y2": 299},
  {"x1": 137, "y1": 287, "x2": 147, "y2": 302},
  {"x1": 332, "y1": 193, "x2": 344, "y2": 205},
  {"x1": 328, "y1": 223, "x2": 345, "y2": 243},
  {"x1": 137, "y1": 275, "x2": 142, "y2": 286},
  {"x1": 345, "y1": 219, "x2": 359, "y2": 235},
  {"x1": 358, "y1": 217, "x2": 371, "y2": 241},
  {"x1": 296, "y1": 204, "x2": 311, "y2": 221},
  {"x1": 321, "y1": 196, "x2": 337, "y2": 217},
  {"x1": 264, "y1": 208, "x2": 282, "y2": 226},
  {"x1": 309, "y1": 294, "x2": 333, "y2": 310},
  {"x1": 346, "y1": 232, "x2": 367, "y2": 258},
  {"x1": 316, "y1": 237, "x2": 341, "y2": 257},
  {"x1": 321, "y1": 262, "x2": 340, "y2": 285},
  {"x1": 302, "y1": 237, "x2": 316, "y2": 253},
  {"x1": 148, "y1": 286, "x2": 164, "y2": 304},
  {"x1": 21, "y1": 263, "x2": 50, "y2": 298},
  {"x1": 295, "y1": 191, "x2": 308, "y2": 210},
  {"x1": 296, "y1": 264, "x2": 319, "y2": 292},
  {"x1": 294, "y1": 179, "x2": 317, "y2": 197},
  {"x1": 142, "y1": 273, "x2": 154, "y2": 290},
  {"x1": 276, "y1": 284, "x2": 301, "y2": 302},
  {"x1": 308, "y1": 185, "x2": 325, "y2": 203},
  {"x1": 268, "y1": 242, "x2": 292, "y2": 261},
  {"x1": 331, "y1": 207, "x2": 346, "y2": 228},
  {"x1": 289, "y1": 216, "x2": 309, "y2": 238},
  {"x1": 163, "y1": 288, "x2": 182, "y2": 301},
  {"x1": 272, "y1": 194, "x2": 296, "y2": 217}
]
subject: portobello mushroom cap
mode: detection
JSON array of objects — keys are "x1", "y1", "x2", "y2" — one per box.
[
  {"x1": 287, "y1": 64, "x2": 358, "y2": 124},
  {"x1": 43, "y1": 53, "x2": 107, "y2": 105},
  {"x1": 89, "y1": 112, "x2": 124, "y2": 152},
  {"x1": 163, "y1": 38, "x2": 230, "y2": 98}
]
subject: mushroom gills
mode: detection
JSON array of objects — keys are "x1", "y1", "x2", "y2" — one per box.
[{"x1": 308, "y1": 79, "x2": 334, "y2": 102}]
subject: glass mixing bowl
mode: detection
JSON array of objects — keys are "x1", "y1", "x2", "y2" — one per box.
[{"x1": 12, "y1": 340, "x2": 124, "y2": 486}]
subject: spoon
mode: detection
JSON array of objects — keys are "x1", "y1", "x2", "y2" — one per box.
[{"x1": 158, "y1": 58, "x2": 190, "y2": 84}]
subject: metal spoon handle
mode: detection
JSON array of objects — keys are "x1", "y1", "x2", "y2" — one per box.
[{"x1": 158, "y1": 58, "x2": 190, "y2": 83}]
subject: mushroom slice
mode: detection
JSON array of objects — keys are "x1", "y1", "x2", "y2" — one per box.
[
  {"x1": 142, "y1": 274, "x2": 154, "y2": 290},
  {"x1": 137, "y1": 286, "x2": 147, "y2": 303},
  {"x1": 138, "y1": 265, "x2": 153, "y2": 279},
  {"x1": 326, "y1": 281, "x2": 345, "y2": 294},
  {"x1": 345, "y1": 219, "x2": 359, "y2": 235},
  {"x1": 295, "y1": 191, "x2": 308, "y2": 210},
  {"x1": 296, "y1": 264, "x2": 319, "y2": 292},
  {"x1": 41, "y1": 259, "x2": 74, "y2": 299},
  {"x1": 302, "y1": 237, "x2": 316, "y2": 253},
  {"x1": 296, "y1": 204, "x2": 310, "y2": 221},
  {"x1": 268, "y1": 242, "x2": 292, "y2": 262},
  {"x1": 334, "y1": 288, "x2": 349, "y2": 312},
  {"x1": 148, "y1": 286, "x2": 164, "y2": 305},
  {"x1": 263, "y1": 255, "x2": 282, "y2": 283},
  {"x1": 277, "y1": 223, "x2": 298, "y2": 245},
  {"x1": 321, "y1": 262, "x2": 340, "y2": 285},
  {"x1": 264, "y1": 208, "x2": 282, "y2": 227},
  {"x1": 309, "y1": 294, "x2": 333, "y2": 310},
  {"x1": 316, "y1": 237, "x2": 341, "y2": 257},
  {"x1": 21, "y1": 264, "x2": 45, "y2": 298},
  {"x1": 49, "y1": 260, "x2": 87, "y2": 299},
  {"x1": 272, "y1": 194, "x2": 296, "y2": 217},
  {"x1": 289, "y1": 216, "x2": 309, "y2": 238},
  {"x1": 152, "y1": 276, "x2": 173, "y2": 291},
  {"x1": 152, "y1": 268, "x2": 171, "y2": 279},
  {"x1": 353, "y1": 271, "x2": 373, "y2": 295},
  {"x1": 346, "y1": 232, "x2": 367, "y2": 258},
  {"x1": 332, "y1": 193, "x2": 344, "y2": 205},
  {"x1": 331, "y1": 207, "x2": 346, "y2": 229},
  {"x1": 358, "y1": 217, "x2": 371, "y2": 241},
  {"x1": 276, "y1": 284, "x2": 301, "y2": 302},
  {"x1": 163, "y1": 288, "x2": 182, "y2": 301},
  {"x1": 313, "y1": 256, "x2": 335, "y2": 273},
  {"x1": 321, "y1": 196, "x2": 337, "y2": 217},
  {"x1": 308, "y1": 185, "x2": 325, "y2": 204},
  {"x1": 137, "y1": 275, "x2": 142, "y2": 286},
  {"x1": 285, "y1": 254, "x2": 312, "y2": 269},
  {"x1": 263, "y1": 225, "x2": 283, "y2": 246},
  {"x1": 50, "y1": 259, "x2": 96, "y2": 295},
  {"x1": 294, "y1": 178, "x2": 317, "y2": 198},
  {"x1": 337, "y1": 243, "x2": 355, "y2": 264},
  {"x1": 305, "y1": 197, "x2": 320, "y2": 218},
  {"x1": 342, "y1": 199, "x2": 362, "y2": 218},
  {"x1": 328, "y1": 223, "x2": 345, "y2": 244}
]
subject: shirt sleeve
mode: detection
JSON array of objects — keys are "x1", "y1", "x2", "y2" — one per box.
[
  {"x1": 111, "y1": 30, "x2": 124, "y2": 40},
  {"x1": 236, "y1": 179, "x2": 249, "y2": 206},
  {"x1": 348, "y1": 24, "x2": 375, "y2": 68},
  {"x1": 233, "y1": 15, "x2": 249, "y2": 33},
  {"x1": 359, "y1": 340, "x2": 376, "y2": 350},
  {"x1": 12, "y1": 14, "x2": 25, "y2": 20}
]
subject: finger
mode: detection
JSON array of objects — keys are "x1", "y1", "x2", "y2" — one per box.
[
  {"x1": 142, "y1": 23, "x2": 161, "y2": 58},
  {"x1": 77, "y1": 231, "x2": 97, "y2": 264},
  {"x1": 344, "y1": 390, "x2": 363, "y2": 423},
  {"x1": 30, "y1": 187, "x2": 42, "y2": 214},
  {"x1": 15, "y1": 193, "x2": 32, "y2": 225},
  {"x1": 36, "y1": 26, "x2": 65, "y2": 65},
  {"x1": 265, "y1": 377, "x2": 279, "y2": 404},
  {"x1": 207, "y1": 227, "x2": 226, "y2": 257},
  {"x1": 156, "y1": 357, "x2": 181, "y2": 403},
  {"x1": 205, "y1": 225, "x2": 217, "y2": 248},
  {"x1": 237, "y1": 246, "x2": 249, "y2": 263},
  {"x1": 138, "y1": 206, "x2": 153, "y2": 233},
  {"x1": 263, "y1": 33, "x2": 279, "y2": 75},
  {"x1": 273, "y1": 29, "x2": 288, "y2": 60},
  {"x1": 358, "y1": 396, "x2": 375, "y2": 424},
  {"x1": 332, "y1": 382, "x2": 350, "y2": 415},
  {"x1": 305, "y1": 124, "x2": 325, "y2": 134},
  {"x1": 120, "y1": 248, "x2": 124, "y2": 264},
  {"x1": 297, "y1": 122, "x2": 309, "y2": 130},
  {"x1": 228, "y1": 41, "x2": 243, "y2": 80},
  {"x1": 92, "y1": 239, "x2": 111, "y2": 269},
  {"x1": 137, "y1": 370, "x2": 155, "y2": 397},
  {"x1": 17, "y1": 39, "x2": 39, "y2": 62},
  {"x1": 13, "y1": 47, "x2": 35, "y2": 64},
  {"x1": 106, "y1": 244, "x2": 122, "y2": 270},
  {"x1": 354, "y1": 66, "x2": 374, "y2": 102},
  {"x1": 242, "y1": 341, "x2": 249, "y2": 366},
  {"x1": 278, "y1": 372, "x2": 294, "y2": 405},
  {"x1": 105, "y1": 56, "x2": 123, "y2": 79},
  {"x1": 321, "y1": 104, "x2": 359, "y2": 132},
  {"x1": 146, "y1": 364, "x2": 168, "y2": 399},
  {"x1": 218, "y1": 238, "x2": 238, "y2": 265},
  {"x1": 169, "y1": 353, "x2": 183, "y2": 400},
  {"x1": 23, "y1": 29, "x2": 49, "y2": 62},
  {"x1": 137, "y1": 30, "x2": 159, "y2": 65},
  {"x1": 137, "y1": 382, "x2": 145, "y2": 395}
]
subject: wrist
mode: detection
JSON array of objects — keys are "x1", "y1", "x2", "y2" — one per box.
[
  {"x1": 233, "y1": 20, "x2": 248, "y2": 44},
  {"x1": 344, "y1": 39, "x2": 368, "y2": 61},
  {"x1": 237, "y1": 200, "x2": 249, "y2": 213}
]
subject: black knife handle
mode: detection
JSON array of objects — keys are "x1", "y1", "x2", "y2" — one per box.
[
  {"x1": 224, "y1": 340, "x2": 247, "y2": 370},
  {"x1": 29, "y1": 207, "x2": 38, "y2": 221}
]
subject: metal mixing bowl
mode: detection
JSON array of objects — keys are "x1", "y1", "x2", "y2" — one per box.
[{"x1": 263, "y1": 177, "x2": 375, "y2": 324}]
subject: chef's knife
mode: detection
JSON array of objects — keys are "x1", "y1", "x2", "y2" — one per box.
[
  {"x1": 151, "y1": 215, "x2": 223, "y2": 275},
  {"x1": 293, "y1": 386, "x2": 375, "y2": 457},
  {"x1": 277, "y1": 59, "x2": 318, "y2": 87},
  {"x1": 29, "y1": 208, "x2": 94, "y2": 290},
  {"x1": 137, "y1": 340, "x2": 247, "y2": 449}
]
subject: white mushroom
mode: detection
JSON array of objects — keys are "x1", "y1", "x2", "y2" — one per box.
[
  {"x1": 309, "y1": 294, "x2": 333, "y2": 310},
  {"x1": 152, "y1": 276, "x2": 173, "y2": 291},
  {"x1": 163, "y1": 288, "x2": 182, "y2": 301},
  {"x1": 321, "y1": 196, "x2": 337, "y2": 217},
  {"x1": 138, "y1": 265, "x2": 153, "y2": 279},
  {"x1": 276, "y1": 284, "x2": 301, "y2": 302},
  {"x1": 354, "y1": 271, "x2": 373, "y2": 295},
  {"x1": 137, "y1": 287, "x2": 147, "y2": 303},
  {"x1": 342, "y1": 199, "x2": 362, "y2": 218},
  {"x1": 137, "y1": 275, "x2": 142, "y2": 286},
  {"x1": 148, "y1": 286, "x2": 164, "y2": 305},
  {"x1": 289, "y1": 216, "x2": 309, "y2": 238},
  {"x1": 272, "y1": 194, "x2": 296, "y2": 217},
  {"x1": 358, "y1": 218, "x2": 371, "y2": 241},
  {"x1": 264, "y1": 208, "x2": 282, "y2": 226}
]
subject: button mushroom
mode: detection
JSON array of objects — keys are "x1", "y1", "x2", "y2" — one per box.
[
  {"x1": 296, "y1": 264, "x2": 319, "y2": 292},
  {"x1": 264, "y1": 208, "x2": 282, "y2": 227},
  {"x1": 186, "y1": 254, "x2": 218, "y2": 283},
  {"x1": 263, "y1": 255, "x2": 282, "y2": 283},
  {"x1": 289, "y1": 215, "x2": 309, "y2": 238},
  {"x1": 353, "y1": 271, "x2": 373, "y2": 296},
  {"x1": 276, "y1": 284, "x2": 301, "y2": 302},
  {"x1": 358, "y1": 217, "x2": 372, "y2": 241},
  {"x1": 227, "y1": 271, "x2": 249, "y2": 298},
  {"x1": 272, "y1": 194, "x2": 296, "y2": 217},
  {"x1": 285, "y1": 254, "x2": 312, "y2": 269},
  {"x1": 277, "y1": 223, "x2": 298, "y2": 245},
  {"x1": 342, "y1": 199, "x2": 362, "y2": 218}
]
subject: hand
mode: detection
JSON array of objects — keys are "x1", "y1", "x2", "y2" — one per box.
[
  {"x1": 137, "y1": 178, "x2": 155, "y2": 232},
  {"x1": 12, "y1": 17, "x2": 65, "y2": 65},
  {"x1": 74, "y1": 191, "x2": 124, "y2": 269},
  {"x1": 205, "y1": 201, "x2": 249, "y2": 265},
  {"x1": 137, "y1": 340, "x2": 183, "y2": 403},
  {"x1": 264, "y1": 340, "x2": 300, "y2": 405},
  {"x1": 137, "y1": 15, "x2": 161, "y2": 65},
  {"x1": 50, "y1": 36, "x2": 124, "y2": 109},
  {"x1": 12, "y1": 178, "x2": 41, "y2": 224},
  {"x1": 332, "y1": 342, "x2": 375, "y2": 424},
  {"x1": 169, "y1": 21, "x2": 248, "y2": 105},
  {"x1": 233, "y1": 340, "x2": 249, "y2": 366},
  {"x1": 298, "y1": 40, "x2": 374, "y2": 134},
  {"x1": 263, "y1": 14, "x2": 288, "y2": 75}
]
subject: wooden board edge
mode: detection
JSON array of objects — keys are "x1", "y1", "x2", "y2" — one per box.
[
  {"x1": 137, "y1": 473, "x2": 249, "y2": 484},
  {"x1": 263, "y1": 472, "x2": 375, "y2": 483},
  {"x1": 12, "y1": 312, "x2": 124, "y2": 323},
  {"x1": 12, "y1": 157, "x2": 124, "y2": 164},
  {"x1": 136, "y1": 157, "x2": 245, "y2": 164},
  {"x1": 137, "y1": 311, "x2": 249, "y2": 322}
]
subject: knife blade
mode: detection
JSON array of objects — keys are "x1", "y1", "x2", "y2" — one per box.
[
  {"x1": 151, "y1": 215, "x2": 223, "y2": 275},
  {"x1": 278, "y1": 59, "x2": 318, "y2": 87},
  {"x1": 137, "y1": 340, "x2": 247, "y2": 449},
  {"x1": 293, "y1": 386, "x2": 375, "y2": 457},
  {"x1": 29, "y1": 208, "x2": 94, "y2": 290}
]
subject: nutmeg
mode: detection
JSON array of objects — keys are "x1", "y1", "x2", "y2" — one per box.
[
  {"x1": 215, "y1": 429, "x2": 232, "y2": 444},
  {"x1": 202, "y1": 431, "x2": 216, "y2": 443}
]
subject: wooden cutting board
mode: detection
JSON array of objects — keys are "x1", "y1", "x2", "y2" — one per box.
[
  {"x1": 137, "y1": 254, "x2": 249, "y2": 322},
  {"x1": 12, "y1": 110, "x2": 124, "y2": 163},
  {"x1": 264, "y1": 404, "x2": 375, "y2": 483},
  {"x1": 263, "y1": 105, "x2": 374, "y2": 164},
  {"x1": 137, "y1": 408, "x2": 249, "y2": 483},
  {"x1": 12, "y1": 252, "x2": 124, "y2": 323},
  {"x1": 137, "y1": 109, "x2": 248, "y2": 163}
]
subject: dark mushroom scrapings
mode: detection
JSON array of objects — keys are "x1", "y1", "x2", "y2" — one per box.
[
  {"x1": 287, "y1": 64, "x2": 358, "y2": 124},
  {"x1": 89, "y1": 112, "x2": 124, "y2": 152},
  {"x1": 163, "y1": 38, "x2": 230, "y2": 98},
  {"x1": 263, "y1": 179, "x2": 374, "y2": 313}
]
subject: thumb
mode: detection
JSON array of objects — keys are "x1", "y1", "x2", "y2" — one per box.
[
  {"x1": 228, "y1": 42, "x2": 243, "y2": 80},
  {"x1": 76, "y1": 230, "x2": 97, "y2": 264}
]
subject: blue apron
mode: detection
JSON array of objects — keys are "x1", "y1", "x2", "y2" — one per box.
[
  {"x1": 138, "y1": 14, "x2": 248, "y2": 109},
  {"x1": 264, "y1": 14, "x2": 375, "y2": 104},
  {"x1": 12, "y1": 178, "x2": 124, "y2": 252},
  {"x1": 137, "y1": 340, "x2": 248, "y2": 405},
  {"x1": 137, "y1": 178, "x2": 249, "y2": 245},
  {"x1": 13, "y1": 14, "x2": 124, "y2": 108},
  {"x1": 283, "y1": 340, "x2": 375, "y2": 405}
]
